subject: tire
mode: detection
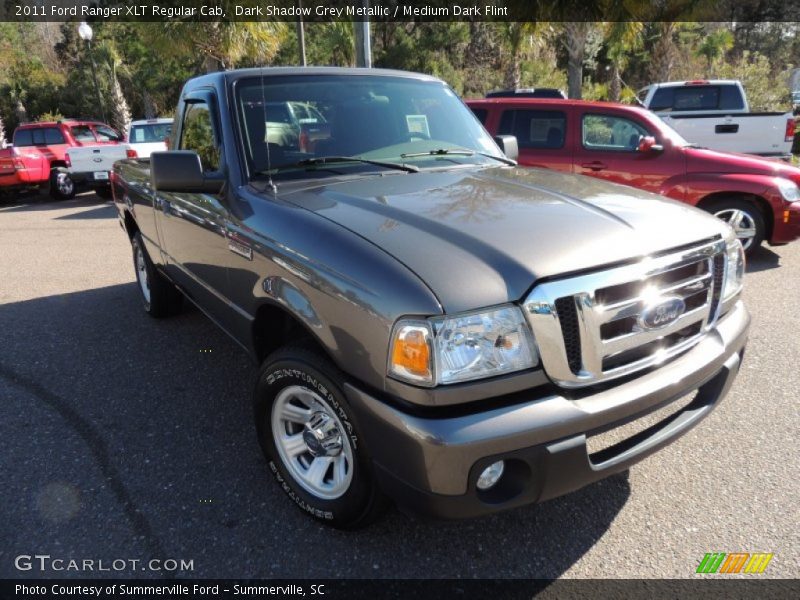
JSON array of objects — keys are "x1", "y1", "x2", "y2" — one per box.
[
  {"x1": 131, "y1": 232, "x2": 183, "y2": 317},
  {"x1": 49, "y1": 169, "x2": 76, "y2": 200},
  {"x1": 703, "y1": 198, "x2": 765, "y2": 254},
  {"x1": 254, "y1": 346, "x2": 388, "y2": 529},
  {"x1": 95, "y1": 185, "x2": 113, "y2": 200}
]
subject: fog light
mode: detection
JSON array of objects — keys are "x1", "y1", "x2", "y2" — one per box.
[{"x1": 476, "y1": 460, "x2": 505, "y2": 490}]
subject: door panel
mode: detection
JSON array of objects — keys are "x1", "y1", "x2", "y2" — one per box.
[
  {"x1": 496, "y1": 107, "x2": 572, "y2": 172},
  {"x1": 573, "y1": 110, "x2": 681, "y2": 196},
  {"x1": 155, "y1": 93, "x2": 238, "y2": 334}
]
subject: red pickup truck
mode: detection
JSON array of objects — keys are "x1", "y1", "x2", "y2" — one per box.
[
  {"x1": 0, "y1": 120, "x2": 122, "y2": 200},
  {"x1": 468, "y1": 98, "x2": 800, "y2": 253}
]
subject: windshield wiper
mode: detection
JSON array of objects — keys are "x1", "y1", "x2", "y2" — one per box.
[
  {"x1": 288, "y1": 155, "x2": 419, "y2": 173},
  {"x1": 400, "y1": 148, "x2": 516, "y2": 166}
]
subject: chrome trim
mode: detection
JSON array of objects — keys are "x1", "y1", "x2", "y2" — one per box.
[{"x1": 523, "y1": 239, "x2": 727, "y2": 388}]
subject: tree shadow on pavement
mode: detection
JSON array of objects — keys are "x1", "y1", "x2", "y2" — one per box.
[{"x1": 0, "y1": 283, "x2": 628, "y2": 580}]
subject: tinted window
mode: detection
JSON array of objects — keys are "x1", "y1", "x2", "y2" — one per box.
[
  {"x1": 650, "y1": 85, "x2": 744, "y2": 112},
  {"x1": 43, "y1": 127, "x2": 66, "y2": 144},
  {"x1": 719, "y1": 85, "x2": 746, "y2": 110},
  {"x1": 13, "y1": 129, "x2": 33, "y2": 146},
  {"x1": 582, "y1": 114, "x2": 649, "y2": 151},
  {"x1": 71, "y1": 126, "x2": 96, "y2": 142},
  {"x1": 498, "y1": 109, "x2": 567, "y2": 149},
  {"x1": 94, "y1": 125, "x2": 121, "y2": 142},
  {"x1": 180, "y1": 101, "x2": 220, "y2": 172},
  {"x1": 470, "y1": 108, "x2": 488, "y2": 124}
]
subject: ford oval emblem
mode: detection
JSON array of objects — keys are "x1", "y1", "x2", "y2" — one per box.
[{"x1": 638, "y1": 296, "x2": 686, "y2": 331}]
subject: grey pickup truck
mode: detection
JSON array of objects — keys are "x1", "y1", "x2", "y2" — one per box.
[{"x1": 112, "y1": 67, "x2": 750, "y2": 528}]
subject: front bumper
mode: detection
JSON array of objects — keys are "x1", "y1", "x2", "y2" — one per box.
[
  {"x1": 769, "y1": 200, "x2": 800, "y2": 245},
  {"x1": 344, "y1": 301, "x2": 749, "y2": 519}
]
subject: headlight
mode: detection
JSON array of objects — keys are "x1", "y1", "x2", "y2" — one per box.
[
  {"x1": 722, "y1": 238, "x2": 745, "y2": 301},
  {"x1": 775, "y1": 178, "x2": 800, "y2": 202},
  {"x1": 388, "y1": 305, "x2": 538, "y2": 386}
]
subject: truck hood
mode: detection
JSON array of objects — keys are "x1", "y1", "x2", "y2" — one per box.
[
  {"x1": 281, "y1": 166, "x2": 730, "y2": 313},
  {"x1": 684, "y1": 146, "x2": 800, "y2": 181}
]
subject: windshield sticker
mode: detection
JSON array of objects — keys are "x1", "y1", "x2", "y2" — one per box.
[{"x1": 406, "y1": 115, "x2": 430, "y2": 138}]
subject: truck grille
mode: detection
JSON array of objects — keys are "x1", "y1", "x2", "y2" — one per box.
[{"x1": 523, "y1": 239, "x2": 727, "y2": 388}]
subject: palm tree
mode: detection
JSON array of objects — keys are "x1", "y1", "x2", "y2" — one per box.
[
  {"x1": 144, "y1": 20, "x2": 288, "y2": 73},
  {"x1": 500, "y1": 22, "x2": 538, "y2": 89},
  {"x1": 604, "y1": 21, "x2": 644, "y2": 102},
  {"x1": 696, "y1": 27, "x2": 734, "y2": 77}
]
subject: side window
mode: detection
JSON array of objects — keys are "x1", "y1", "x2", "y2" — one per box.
[
  {"x1": 180, "y1": 101, "x2": 220, "y2": 172},
  {"x1": 13, "y1": 129, "x2": 33, "y2": 146},
  {"x1": 43, "y1": 128, "x2": 66, "y2": 144},
  {"x1": 71, "y1": 126, "x2": 96, "y2": 142},
  {"x1": 582, "y1": 114, "x2": 649, "y2": 152},
  {"x1": 470, "y1": 108, "x2": 488, "y2": 125},
  {"x1": 498, "y1": 109, "x2": 566, "y2": 149},
  {"x1": 719, "y1": 85, "x2": 746, "y2": 110}
]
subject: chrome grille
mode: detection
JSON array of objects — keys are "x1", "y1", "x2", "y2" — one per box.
[{"x1": 524, "y1": 239, "x2": 727, "y2": 388}]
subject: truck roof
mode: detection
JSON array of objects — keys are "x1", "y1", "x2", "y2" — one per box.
[
  {"x1": 647, "y1": 79, "x2": 741, "y2": 89},
  {"x1": 183, "y1": 66, "x2": 444, "y2": 89}
]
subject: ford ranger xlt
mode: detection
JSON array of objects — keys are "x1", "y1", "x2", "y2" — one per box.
[{"x1": 112, "y1": 68, "x2": 750, "y2": 528}]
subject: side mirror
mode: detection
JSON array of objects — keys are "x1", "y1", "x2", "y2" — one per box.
[
  {"x1": 150, "y1": 151, "x2": 224, "y2": 194},
  {"x1": 493, "y1": 135, "x2": 519, "y2": 161},
  {"x1": 637, "y1": 135, "x2": 664, "y2": 153}
]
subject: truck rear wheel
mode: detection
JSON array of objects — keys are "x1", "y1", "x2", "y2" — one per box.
[
  {"x1": 253, "y1": 347, "x2": 388, "y2": 529},
  {"x1": 704, "y1": 198, "x2": 765, "y2": 254},
  {"x1": 49, "y1": 169, "x2": 75, "y2": 200},
  {"x1": 131, "y1": 232, "x2": 182, "y2": 317}
]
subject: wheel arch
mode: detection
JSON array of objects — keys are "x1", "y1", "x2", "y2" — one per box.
[
  {"x1": 696, "y1": 191, "x2": 774, "y2": 242},
  {"x1": 251, "y1": 300, "x2": 331, "y2": 366}
]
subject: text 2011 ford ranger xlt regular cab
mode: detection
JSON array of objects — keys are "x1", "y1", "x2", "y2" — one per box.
[{"x1": 113, "y1": 68, "x2": 750, "y2": 528}]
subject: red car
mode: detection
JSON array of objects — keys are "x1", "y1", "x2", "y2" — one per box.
[
  {"x1": 468, "y1": 98, "x2": 800, "y2": 253},
  {"x1": 0, "y1": 120, "x2": 123, "y2": 200}
]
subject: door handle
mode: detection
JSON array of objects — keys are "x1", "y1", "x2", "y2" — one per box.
[{"x1": 581, "y1": 162, "x2": 607, "y2": 171}]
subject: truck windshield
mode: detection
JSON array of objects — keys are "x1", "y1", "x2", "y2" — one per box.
[{"x1": 235, "y1": 74, "x2": 502, "y2": 179}]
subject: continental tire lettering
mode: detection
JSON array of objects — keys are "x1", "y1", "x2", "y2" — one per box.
[{"x1": 268, "y1": 461, "x2": 334, "y2": 520}]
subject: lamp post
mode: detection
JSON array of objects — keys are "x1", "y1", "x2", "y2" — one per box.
[{"x1": 78, "y1": 22, "x2": 107, "y2": 123}]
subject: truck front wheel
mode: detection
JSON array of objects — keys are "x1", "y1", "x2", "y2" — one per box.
[
  {"x1": 49, "y1": 169, "x2": 75, "y2": 200},
  {"x1": 254, "y1": 347, "x2": 387, "y2": 528},
  {"x1": 704, "y1": 198, "x2": 765, "y2": 254},
  {"x1": 131, "y1": 232, "x2": 182, "y2": 317}
]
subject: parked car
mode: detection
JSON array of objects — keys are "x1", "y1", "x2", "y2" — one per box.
[
  {"x1": 638, "y1": 80, "x2": 795, "y2": 159},
  {"x1": 127, "y1": 118, "x2": 172, "y2": 158},
  {"x1": 468, "y1": 97, "x2": 800, "y2": 253},
  {"x1": 792, "y1": 90, "x2": 800, "y2": 115},
  {"x1": 113, "y1": 67, "x2": 749, "y2": 528},
  {"x1": 0, "y1": 120, "x2": 124, "y2": 199},
  {"x1": 486, "y1": 88, "x2": 567, "y2": 99}
]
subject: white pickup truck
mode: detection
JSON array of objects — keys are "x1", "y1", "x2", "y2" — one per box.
[
  {"x1": 65, "y1": 143, "x2": 132, "y2": 199},
  {"x1": 639, "y1": 80, "x2": 795, "y2": 159},
  {"x1": 127, "y1": 118, "x2": 172, "y2": 158}
]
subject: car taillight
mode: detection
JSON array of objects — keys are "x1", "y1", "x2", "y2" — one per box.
[
  {"x1": 65, "y1": 153, "x2": 72, "y2": 168},
  {"x1": 299, "y1": 130, "x2": 309, "y2": 153},
  {"x1": 12, "y1": 158, "x2": 25, "y2": 170},
  {"x1": 126, "y1": 148, "x2": 138, "y2": 159},
  {"x1": 785, "y1": 118, "x2": 796, "y2": 142}
]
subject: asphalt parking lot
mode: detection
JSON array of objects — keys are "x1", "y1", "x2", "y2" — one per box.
[{"x1": 1, "y1": 192, "x2": 798, "y2": 580}]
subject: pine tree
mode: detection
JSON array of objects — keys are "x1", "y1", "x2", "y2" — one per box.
[{"x1": 108, "y1": 66, "x2": 131, "y2": 135}]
